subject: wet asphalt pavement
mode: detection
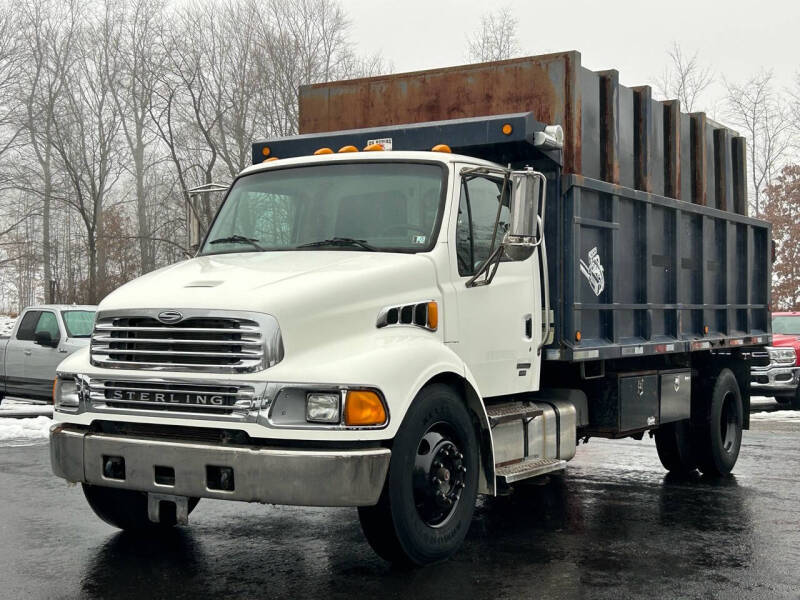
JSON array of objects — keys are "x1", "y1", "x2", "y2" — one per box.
[{"x1": 1, "y1": 419, "x2": 799, "y2": 600}]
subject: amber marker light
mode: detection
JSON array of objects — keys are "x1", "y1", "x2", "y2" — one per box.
[
  {"x1": 704, "y1": 325, "x2": 709, "y2": 335},
  {"x1": 345, "y1": 390, "x2": 387, "y2": 426},
  {"x1": 575, "y1": 330, "x2": 582, "y2": 342},
  {"x1": 427, "y1": 301, "x2": 439, "y2": 330},
  {"x1": 338, "y1": 145, "x2": 358, "y2": 153},
  {"x1": 431, "y1": 144, "x2": 451, "y2": 153},
  {"x1": 52, "y1": 378, "x2": 58, "y2": 404},
  {"x1": 363, "y1": 143, "x2": 385, "y2": 151},
  {"x1": 261, "y1": 146, "x2": 270, "y2": 157},
  {"x1": 263, "y1": 157, "x2": 279, "y2": 162},
  {"x1": 502, "y1": 123, "x2": 513, "y2": 135},
  {"x1": 314, "y1": 147, "x2": 333, "y2": 155}
]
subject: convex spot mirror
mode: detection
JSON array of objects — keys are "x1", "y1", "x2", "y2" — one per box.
[{"x1": 507, "y1": 170, "x2": 546, "y2": 246}]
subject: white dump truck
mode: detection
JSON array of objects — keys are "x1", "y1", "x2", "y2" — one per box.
[{"x1": 51, "y1": 53, "x2": 770, "y2": 565}]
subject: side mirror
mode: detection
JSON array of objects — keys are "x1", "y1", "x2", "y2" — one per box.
[
  {"x1": 34, "y1": 330, "x2": 58, "y2": 348},
  {"x1": 507, "y1": 170, "x2": 546, "y2": 246}
]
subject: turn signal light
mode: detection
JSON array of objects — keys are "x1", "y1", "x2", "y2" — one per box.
[
  {"x1": 427, "y1": 301, "x2": 438, "y2": 330},
  {"x1": 345, "y1": 390, "x2": 387, "y2": 426},
  {"x1": 314, "y1": 147, "x2": 333, "y2": 155},
  {"x1": 338, "y1": 145, "x2": 358, "y2": 153},
  {"x1": 431, "y1": 144, "x2": 451, "y2": 153}
]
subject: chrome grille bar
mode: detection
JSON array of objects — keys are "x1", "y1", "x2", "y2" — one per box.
[{"x1": 90, "y1": 309, "x2": 283, "y2": 374}]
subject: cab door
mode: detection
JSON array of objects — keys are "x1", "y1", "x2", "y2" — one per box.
[
  {"x1": 4, "y1": 310, "x2": 40, "y2": 397},
  {"x1": 25, "y1": 310, "x2": 65, "y2": 397},
  {"x1": 448, "y1": 167, "x2": 542, "y2": 397}
]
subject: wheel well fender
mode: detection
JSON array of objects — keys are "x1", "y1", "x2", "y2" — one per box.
[{"x1": 420, "y1": 371, "x2": 496, "y2": 496}]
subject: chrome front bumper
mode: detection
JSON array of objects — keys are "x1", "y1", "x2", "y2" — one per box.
[
  {"x1": 750, "y1": 365, "x2": 800, "y2": 394},
  {"x1": 50, "y1": 425, "x2": 390, "y2": 507}
]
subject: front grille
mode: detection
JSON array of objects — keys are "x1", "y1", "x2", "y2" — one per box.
[
  {"x1": 91, "y1": 313, "x2": 270, "y2": 373},
  {"x1": 88, "y1": 379, "x2": 257, "y2": 417}
]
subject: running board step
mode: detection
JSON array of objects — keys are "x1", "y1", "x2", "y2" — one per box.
[
  {"x1": 496, "y1": 458, "x2": 566, "y2": 484},
  {"x1": 486, "y1": 401, "x2": 543, "y2": 427}
]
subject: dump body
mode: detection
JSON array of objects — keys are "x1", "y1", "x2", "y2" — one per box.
[{"x1": 299, "y1": 51, "x2": 749, "y2": 214}]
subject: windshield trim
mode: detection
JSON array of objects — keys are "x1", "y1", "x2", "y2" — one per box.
[
  {"x1": 197, "y1": 159, "x2": 450, "y2": 257},
  {"x1": 61, "y1": 310, "x2": 95, "y2": 338}
]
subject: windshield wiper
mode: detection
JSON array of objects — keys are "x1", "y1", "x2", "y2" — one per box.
[
  {"x1": 296, "y1": 237, "x2": 377, "y2": 251},
  {"x1": 208, "y1": 235, "x2": 265, "y2": 251}
]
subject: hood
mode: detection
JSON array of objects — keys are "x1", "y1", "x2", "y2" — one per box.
[
  {"x1": 770, "y1": 333, "x2": 800, "y2": 348},
  {"x1": 98, "y1": 250, "x2": 442, "y2": 356}
]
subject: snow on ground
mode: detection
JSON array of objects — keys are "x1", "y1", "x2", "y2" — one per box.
[
  {"x1": 0, "y1": 416, "x2": 52, "y2": 446},
  {"x1": 750, "y1": 409, "x2": 800, "y2": 422},
  {"x1": 0, "y1": 314, "x2": 16, "y2": 337},
  {"x1": 0, "y1": 398, "x2": 53, "y2": 417}
]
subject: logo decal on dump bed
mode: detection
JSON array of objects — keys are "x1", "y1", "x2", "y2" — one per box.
[{"x1": 579, "y1": 247, "x2": 605, "y2": 297}]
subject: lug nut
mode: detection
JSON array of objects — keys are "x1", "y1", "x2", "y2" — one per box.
[
  {"x1": 459, "y1": 465, "x2": 467, "y2": 473},
  {"x1": 432, "y1": 476, "x2": 441, "y2": 484}
]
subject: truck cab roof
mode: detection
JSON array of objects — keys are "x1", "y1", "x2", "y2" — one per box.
[{"x1": 240, "y1": 149, "x2": 502, "y2": 178}]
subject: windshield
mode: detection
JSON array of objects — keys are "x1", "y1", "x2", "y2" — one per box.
[
  {"x1": 200, "y1": 162, "x2": 446, "y2": 255},
  {"x1": 772, "y1": 316, "x2": 800, "y2": 335},
  {"x1": 61, "y1": 310, "x2": 96, "y2": 338}
]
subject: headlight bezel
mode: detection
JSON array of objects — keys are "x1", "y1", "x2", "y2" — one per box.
[
  {"x1": 53, "y1": 374, "x2": 81, "y2": 412},
  {"x1": 768, "y1": 346, "x2": 797, "y2": 366}
]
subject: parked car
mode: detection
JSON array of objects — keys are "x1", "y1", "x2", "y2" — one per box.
[
  {"x1": 0, "y1": 305, "x2": 97, "y2": 405},
  {"x1": 751, "y1": 311, "x2": 800, "y2": 409}
]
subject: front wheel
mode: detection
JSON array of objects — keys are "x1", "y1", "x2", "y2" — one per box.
[
  {"x1": 358, "y1": 383, "x2": 479, "y2": 565},
  {"x1": 694, "y1": 368, "x2": 743, "y2": 476},
  {"x1": 83, "y1": 484, "x2": 199, "y2": 530}
]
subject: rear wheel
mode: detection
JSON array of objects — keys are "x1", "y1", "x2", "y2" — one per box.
[
  {"x1": 655, "y1": 419, "x2": 696, "y2": 474},
  {"x1": 694, "y1": 368, "x2": 743, "y2": 476},
  {"x1": 83, "y1": 484, "x2": 199, "y2": 530},
  {"x1": 358, "y1": 383, "x2": 479, "y2": 565}
]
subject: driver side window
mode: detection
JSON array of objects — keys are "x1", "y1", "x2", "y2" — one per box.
[
  {"x1": 456, "y1": 176, "x2": 510, "y2": 276},
  {"x1": 34, "y1": 311, "x2": 60, "y2": 342}
]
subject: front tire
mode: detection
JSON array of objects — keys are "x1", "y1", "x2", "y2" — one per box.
[
  {"x1": 83, "y1": 484, "x2": 199, "y2": 530},
  {"x1": 694, "y1": 368, "x2": 743, "y2": 476},
  {"x1": 358, "y1": 383, "x2": 479, "y2": 565}
]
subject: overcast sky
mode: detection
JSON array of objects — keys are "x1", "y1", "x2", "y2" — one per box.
[{"x1": 345, "y1": 0, "x2": 799, "y2": 116}]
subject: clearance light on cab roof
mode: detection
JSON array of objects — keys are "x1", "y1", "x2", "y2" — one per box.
[
  {"x1": 314, "y1": 147, "x2": 333, "y2": 155},
  {"x1": 338, "y1": 145, "x2": 358, "y2": 153},
  {"x1": 431, "y1": 144, "x2": 451, "y2": 153}
]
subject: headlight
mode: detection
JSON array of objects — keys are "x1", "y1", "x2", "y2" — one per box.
[
  {"x1": 306, "y1": 393, "x2": 340, "y2": 424},
  {"x1": 768, "y1": 346, "x2": 797, "y2": 366},
  {"x1": 54, "y1": 376, "x2": 80, "y2": 411}
]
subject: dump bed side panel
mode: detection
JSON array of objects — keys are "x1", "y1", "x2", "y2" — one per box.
[{"x1": 546, "y1": 175, "x2": 771, "y2": 362}]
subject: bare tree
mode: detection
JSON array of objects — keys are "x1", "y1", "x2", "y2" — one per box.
[
  {"x1": 725, "y1": 70, "x2": 793, "y2": 216},
  {"x1": 465, "y1": 6, "x2": 520, "y2": 63},
  {"x1": 655, "y1": 42, "x2": 714, "y2": 113},
  {"x1": 51, "y1": 1, "x2": 123, "y2": 303}
]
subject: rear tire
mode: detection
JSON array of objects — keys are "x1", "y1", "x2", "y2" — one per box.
[
  {"x1": 655, "y1": 419, "x2": 696, "y2": 474},
  {"x1": 82, "y1": 484, "x2": 199, "y2": 530},
  {"x1": 358, "y1": 383, "x2": 479, "y2": 565},
  {"x1": 694, "y1": 368, "x2": 743, "y2": 476}
]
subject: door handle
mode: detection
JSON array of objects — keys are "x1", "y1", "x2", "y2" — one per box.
[
  {"x1": 23, "y1": 350, "x2": 31, "y2": 356},
  {"x1": 524, "y1": 315, "x2": 533, "y2": 339}
]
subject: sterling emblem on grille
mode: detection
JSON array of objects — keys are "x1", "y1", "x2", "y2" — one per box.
[{"x1": 157, "y1": 310, "x2": 183, "y2": 324}]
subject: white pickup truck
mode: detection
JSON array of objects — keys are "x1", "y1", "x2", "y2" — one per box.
[
  {"x1": 50, "y1": 58, "x2": 771, "y2": 565},
  {"x1": 0, "y1": 305, "x2": 96, "y2": 404}
]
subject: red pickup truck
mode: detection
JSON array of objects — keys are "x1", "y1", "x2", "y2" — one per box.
[{"x1": 751, "y1": 312, "x2": 800, "y2": 409}]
